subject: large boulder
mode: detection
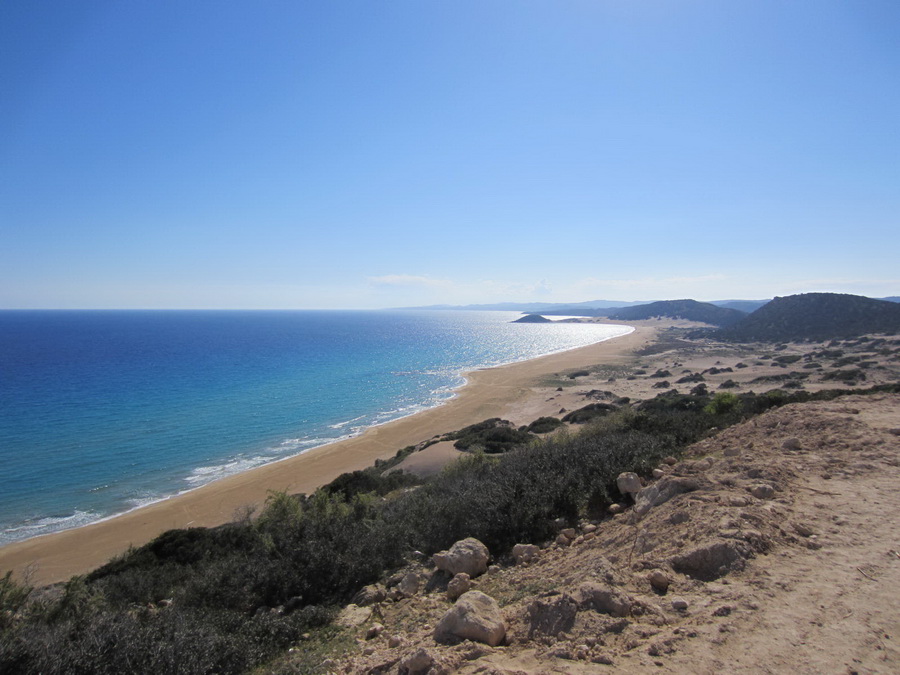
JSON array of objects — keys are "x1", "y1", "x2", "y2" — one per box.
[
  {"x1": 434, "y1": 591, "x2": 506, "y2": 646},
  {"x1": 433, "y1": 538, "x2": 490, "y2": 578}
]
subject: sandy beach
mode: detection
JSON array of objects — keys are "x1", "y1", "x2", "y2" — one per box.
[{"x1": 0, "y1": 323, "x2": 652, "y2": 585}]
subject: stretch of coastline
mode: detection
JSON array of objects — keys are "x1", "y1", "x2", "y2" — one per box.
[{"x1": 0, "y1": 325, "x2": 651, "y2": 585}]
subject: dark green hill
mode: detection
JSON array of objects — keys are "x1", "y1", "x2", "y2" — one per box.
[
  {"x1": 716, "y1": 293, "x2": 900, "y2": 342},
  {"x1": 606, "y1": 299, "x2": 746, "y2": 327},
  {"x1": 513, "y1": 314, "x2": 553, "y2": 323}
]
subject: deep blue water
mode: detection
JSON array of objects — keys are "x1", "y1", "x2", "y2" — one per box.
[{"x1": 0, "y1": 310, "x2": 631, "y2": 544}]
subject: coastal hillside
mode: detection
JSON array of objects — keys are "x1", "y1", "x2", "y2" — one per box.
[
  {"x1": 3, "y1": 327, "x2": 899, "y2": 674},
  {"x1": 716, "y1": 292, "x2": 900, "y2": 342},
  {"x1": 606, "y1": 299, "x2": 746, "y2": 327}
]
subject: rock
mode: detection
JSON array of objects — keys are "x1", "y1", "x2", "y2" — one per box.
[
  {"x1": 366, "y1": 623, "x2": 384, "y2": 640},
  {"x1": 608, "y1": 503, "x2": 624, "y2": 515},
  {"x1": 782, "y1": 437, "x2": 802, "y2": 451},
  {"x1": 560, "y1": 527, "x2": 577, "y2": 540},
  {"x1": 400, "y1": 648, "x2": 435, "y2": 675},
  {"x1": 749, "y1": 483, "x2": 775, "y2": 500},
  {"x1": 671, "y1": 597, "x2": 689, "y2": 610},
  {"x1": 792, "y1": 521, "x2": 815, "y2": 537},
  {"x1": 663, "y1": 456, "x2": 677, "y2": 465},
  {"x1": 616, "y1": 471, "x2": 642, "y2": 498},
  {"x1": 353, "y1": 583, "x2": 387, "y2": 606},
  {"x1": 630, "y1": 477, "x2": 700, "y2": 521},
  {"x1": 669, "y1": 541, "x2": 751, "y2": 581},
  {"x1": 648, "y1": 569, "x2": 671, "y2": 593},
  {"x1": 556, "y1": 533, "x2": 573, "y2": 547},
  {"x1": 723, "y1": 446, "x2": 741, "y2": 457},
  {"x1": 434, "y1": 591, "x2": 506, "y2": 647},
  {"x1": 576, "y1": 582, "x2": 633, "y2": 617},
  {"x1": 336, "y1": 604, "x2": 372, "y2": 627},
  {"x1": 397, "y1": 572, "x2": 421, "y2": 598},
  {"x1": 512, "y1": 543, "x2": 540, "y2": 565},
  {"x1": 433, "y1": 538, "x2": 490, "y2": 578},
  {"x1": 447, "y1": 573, "x2": 472, "y2": 601},
  {"x1": 582, "y1": 523, "x2": 597, "y2": 534},
  {"x1": 652, "y1": 468, "x2": 665, "y2": 479},
  {"x1": 388, "y1": 635, "x2": 402, "y2": 648}
]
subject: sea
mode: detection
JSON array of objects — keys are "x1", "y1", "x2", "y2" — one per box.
[{"x1": 0, "y1": 310, "x2": 631, "y2": 545}]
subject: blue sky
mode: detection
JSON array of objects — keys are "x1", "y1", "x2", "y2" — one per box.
[{"x1": 2, "y1": 0, "x2": 898, "y2": 309}]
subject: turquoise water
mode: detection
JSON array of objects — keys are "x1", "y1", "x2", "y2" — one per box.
[{"x1": 0, "y1": 310, "x2": 631, "y2": 544}]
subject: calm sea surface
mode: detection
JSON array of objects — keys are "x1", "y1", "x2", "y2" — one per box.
[{"x1": 0, "y1": 310, "x2": 631, "y2": 544}]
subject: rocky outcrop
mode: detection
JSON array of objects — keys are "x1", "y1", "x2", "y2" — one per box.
[
  {"x1": 433, "y1": 538, "x2": 489, "y2": 578},
  {"x1": 434, "y1": 591, "x2": 506, "y2": 646},
  {"x1": 630, "y1": 476, "x2": 701, "y2": 521},
  {"x1": 575, "y1": 582, "x2": 633, "y2": 617}
]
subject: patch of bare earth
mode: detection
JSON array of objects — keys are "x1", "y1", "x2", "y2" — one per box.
[{"x1": 321, "y1": 394, "x2": 900, "y2": 674}]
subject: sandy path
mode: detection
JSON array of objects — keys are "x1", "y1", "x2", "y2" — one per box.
[{"x1": 0, "y1": 324, "x2": 651, "y2": 586}]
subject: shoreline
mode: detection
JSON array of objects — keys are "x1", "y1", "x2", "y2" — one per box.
[{"x1": 0, "y1": 324, "x2": 652, "y2": 585}]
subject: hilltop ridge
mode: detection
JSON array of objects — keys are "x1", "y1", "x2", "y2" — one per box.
[{"x1": 717, "y1": 292, "x2": 900, "y2": 342}]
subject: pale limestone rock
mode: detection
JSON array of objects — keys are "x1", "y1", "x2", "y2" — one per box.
[
  {"x1": 434, "y1": 591, "x2": 506, "y2": 647},
  {"x1": 512, "y1": 543, "x2": 540, "y2": 565},
  {"x1": 616, "y1": 471, "x2": 642, "y2": 498},
  {"x1": 433, "y1": 537, "x2": 489, "y2": 578}
]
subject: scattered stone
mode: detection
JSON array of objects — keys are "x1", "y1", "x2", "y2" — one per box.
[
  {"x1": 723, "y1": 446, "x2": 741, "y2": 457},
  {"x1": 648, "y1": 569, "x2": 671, "y2": 593},
  {"x1": 583, "y1": 523, "x2": 597, "y2": 534},
  {"x1": 652, "y1": 468, "x2": 665, "y2": 479},
  {"x1": 556, "y1": 533, "x2": 573, "y2": 547},
  {"x1": 366, "y1": 623, "x2": 384, "y2": 640},
  {"x1": 617, "y1": 471, "x2": 642, "y2": 498},
  {"x1": 608, "y1": 503, "x2": 624, "y2": 515},
  {"x1": 749, "y1": 483, "x2": 776, "y2": 500},
  {"x1": 388, "y1": 635, "x2": 402, "y2": 648},
  {"x1": 560, "y1": 527, "x2": 577, "y2": 539},
  {"x1": 433, "y1": 538, "x2": 490, "y2": 578},
  {"x1": 663, "y1": 456, "x2": 677, "y2": 465},
  {"x1": 671, "y1": 597, "x2": 689, "y2": 611},
  {"x1": 512, "y1": 543, "x2": 541, "y2": 565},
  {"x1": 592, "y1": 654, "x2": 614, "y2": 665},
  {"x1": 397, "y1": 572, "x2": 421, "y2": 598},
  {"x1": 447, "y1": 573, "x2": 472, "y2": 601},
  {"x1": 434, "y1": 591, "x2": 507, "y2": 647},
  {"x1": 363, "y1": 646, "x2": 376, "y2": 656},
  {"x1": 782, "y1": 437, "x2": 802, "y2": 451},
  {"x1": 400, "y1": 648, "x2": 435, "y2": 675}
]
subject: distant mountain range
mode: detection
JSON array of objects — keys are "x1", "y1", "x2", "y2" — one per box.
[
  {"x1": 715, "y1": 293, "x2": 900, "y2": 342},
  {"x1": 400, "y1": 297, "x2": 898, "y2": 318},
  {"x1": 399, "y1": 300, "x2": 646, "y2": 312},
  {"x1": 605, "y1": 299, "x2": 746, "y2": 327}
]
